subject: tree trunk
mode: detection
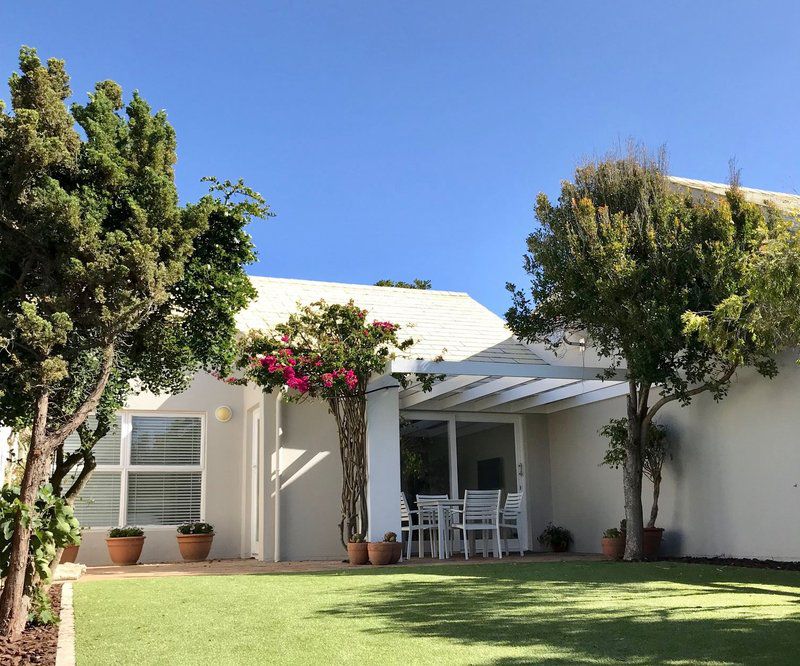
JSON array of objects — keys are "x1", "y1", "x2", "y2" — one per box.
[
  {"x1": 0, "y1": 393, "x2": 50, "y2": 639},
  {"x1": 329, "y1": 392, "x2": 368, "y2": 548},
  {"x1": 623, "y1": 382, "x2": 647, "y2": 561},
  {"x1": 647, "y1": 472, "x2": 661, "y2": 528},
  {"x1": 0, "y1": 344, "x2": 114, "y2": 639}
]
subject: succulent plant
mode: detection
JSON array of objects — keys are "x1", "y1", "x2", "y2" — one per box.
[{"x1": 383, "y1": 531, "x2": 397, "y2": 542}]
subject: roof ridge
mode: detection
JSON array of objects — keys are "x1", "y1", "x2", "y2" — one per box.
[
  {"x1": 668, "y1": 175, "x2": 800, "y2": 201},
  {"x1": 246, "y1": 275, "x2": 471, "y2": 297}
]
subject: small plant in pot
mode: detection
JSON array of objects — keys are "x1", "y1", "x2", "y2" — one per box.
[
  {"x1": 347, "y1": 534, "x2": 369, "y2": 565},
  {"x1": 384, "y1": 531, "x2": 402, "y2": 564},
  {"x1": 367, "y1": 532, "x2": 398, "y2": 565},
  {"x1": 60, "y1": 526, "x2": 85, "y2": 563},
  {"x1": 601, "y1": 526, "x2": 626, "y2": 559},
  {"x1": 537, "y1": 522, "x2": 573, "y2": 553},
  {"x1": 106, "y1": 526, "x2": 145, "y2": 565},
  {"x1": 176, "y1": 522, "x2": 215, "y2": 561},
  {"x1": 600, "y1": 418, "x2": 671, "y2": 559}
]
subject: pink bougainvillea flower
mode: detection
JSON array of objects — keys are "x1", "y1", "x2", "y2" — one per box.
[{"x1": 281, "y1": 334, "x2": 290, "y2": 342}]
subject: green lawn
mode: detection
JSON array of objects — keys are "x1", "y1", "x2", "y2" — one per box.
[{"x1": 73, "y1": 561, "x2": 800, "y2": 665}]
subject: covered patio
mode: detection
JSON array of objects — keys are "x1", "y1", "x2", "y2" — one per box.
[{"x1": 364, "y1": 357, "x2": 627, "y2": 555}]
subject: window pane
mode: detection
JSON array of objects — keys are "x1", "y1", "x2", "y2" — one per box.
[
  {"x1": 130, "y1": 416, "x2": 202, "y2": 465},
  {"x1": 63, "y1": 415, "x2": 122, "y2": 465},
  {"x1": 126, "y1": 471, "x2": 202, "y2": 525},
  {"x1": 71, "y1": 471, "x2": 121, "y2": 527},
  {"x1": 400, "y1": 418, "x2": 450, "y2": 506},
  {"x1": 456, "y1": 421, "x2": 517, "y2": 497}
]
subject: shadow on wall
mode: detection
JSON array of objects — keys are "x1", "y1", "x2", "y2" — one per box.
[{"x1": 315, "y1": 562, "x2": 800, "y2": 664}]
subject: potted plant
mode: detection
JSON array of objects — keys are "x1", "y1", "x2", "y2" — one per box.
[
  {"x1": 176, "y1": 522, "x2": 215, "y2": 561},
  {"x1": 367, "y1": 532, "x2": 397, "y2": 565},
  {"x1": 537, "y1": 522, "x2": 573, "y2": 553},
  {"x1": 59, "y1": 526, "x2": 84, "y2": 563},
  {"x1": 601, "y1": 527, "x2": 625, "y2": 559},
  {"x1": 600, "y1": 418, "x2": 671, "y2": 559},
  {"x1": 106, "y1": 526, "x2": 145, "y2": 565},
  {"x1": 347, "y1": 534, "x2": 369, "y2": 565},
  {"x1": 384, "y1": 531, "x2": 402, "y2": 564}
]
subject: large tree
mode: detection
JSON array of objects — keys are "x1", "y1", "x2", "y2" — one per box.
[
  {"x1": 0, "y1": 48, "x2": 270, "y2": 637},
  {"x1": 506, "y1": 149, "x2": 800, "y2": 559}
]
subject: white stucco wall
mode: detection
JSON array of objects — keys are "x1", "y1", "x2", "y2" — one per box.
[
  {"x1": 76, "y1": 373, "x2": 250, "y2": 566},
  {"x1": 262, "y1": 399, "x2": 344, "y2": 561},
  {"x1": 546, "y1": 352, "x2": 800, "y2": 560},
  {"x1": 523, "y1": 414, "x2": 554, "y2": 551}
]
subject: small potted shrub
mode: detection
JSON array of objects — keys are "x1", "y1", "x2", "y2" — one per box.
[
  {"x1": 106, "y1": 526, "x2": 145, "y2": 565},
  {"x1": 600, "y1": 418, "x2": 671, "y2": 558},
  {"x1": 60, "y1": 526, "x2": 84, "y2": 563},
  {"x1": 601, "y1": 527, "x2": 625, "y2": 559},
  {"x1": 367, "y1": 532, "x2": 397, "y2": 565},
  {"x1": 384, "y1": 531, "x2": 402, "y2": 564},
  {"x1": 176, "y1": 522, "x2": 215, "y2": 561},
  {"x1": 537, "y1": 523, "x2": 572, "y2": 553},
  {"x1": 347, "y1": 534, "x2": 369, "y2": 565}
]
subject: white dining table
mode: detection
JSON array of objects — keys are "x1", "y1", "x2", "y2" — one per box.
[{"x1": 417, "y1": 498, "x2": 464, "y2": 559}]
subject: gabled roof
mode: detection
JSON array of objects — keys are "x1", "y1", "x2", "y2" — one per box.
[
  {"x1": 237, "y1": 276, "x2": 546, "y2": 366},
  {"x1": 668, "y1": 176, "x2": 800, "y2": 212}
]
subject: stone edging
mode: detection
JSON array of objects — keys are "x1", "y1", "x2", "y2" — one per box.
[{"x1": 55, "y1": 582, "x2": 75, "y2": 666}]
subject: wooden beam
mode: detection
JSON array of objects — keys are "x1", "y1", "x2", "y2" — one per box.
[
  {"x1": 399, "y1": 375, "x2": 488, "y2": 409},
  {"x1": 391, "y1": 359, "x2": 626, "y2": 381}
]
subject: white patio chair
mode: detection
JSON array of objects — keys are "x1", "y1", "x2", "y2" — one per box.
[
  {"x1": 400, "y1": 492, "x2": 425, "y2": 559},
  {"x1": 500, "y1": 491, "x2": 524, "y2": 556},
  {"x1": 416, "y1": 494, "x2": 449, "y2": 558},
  {"x1": 450, "y1": 489, "x2": 502, "y2": 560}
]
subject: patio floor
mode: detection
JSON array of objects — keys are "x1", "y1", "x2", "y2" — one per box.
[{"x1": 78, "y1": 552, "x2": 606, "y2": 582}]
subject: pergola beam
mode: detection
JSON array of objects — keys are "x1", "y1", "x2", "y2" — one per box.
[
  {"x1": 422, "y1": 376, "x2": 535, "y2": 410},
  {"x1": 466, "y1": 378, "x2": 578, "y2": 412},
  {"x1": 391, "y1": 359, "x2": 626, "y2": 381},
  {"x1": 399, "y1": 375, "x2": 488, "y2": 409}
]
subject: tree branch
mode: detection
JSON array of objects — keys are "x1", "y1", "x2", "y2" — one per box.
[
  {"x1": 644, "y1": 364, "x2": 738, "y2": 427},
  {"x1": 49, "y1": 344, "x2": 115, "y2": 447}
]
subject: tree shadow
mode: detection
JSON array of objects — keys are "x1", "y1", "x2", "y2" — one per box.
[{"x1": 317, "y1": 562, "x2": 800, "y2": 664}]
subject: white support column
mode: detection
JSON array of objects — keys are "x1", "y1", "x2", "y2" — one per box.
[{"x1": 366, "y1": 375, "x2": 402, "y2": 542}]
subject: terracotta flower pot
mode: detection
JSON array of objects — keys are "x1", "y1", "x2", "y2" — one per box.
[
  {"x1": 177, "y1": 533, "x2": 214, "y2": 561},
  {"x1": 60, "y1": 544, "x2": 80, "y2": 564},
  {"x1": 367, "y1": 541, "x2": 395, "y2": 565},
  {"x1": 389, "y1": 541, "x2": 402, "y2": 564},
  {"x1": 106, "y1": 536, "x2": 145, "y2": 565},
  {"x1": 347, "y1": 541, "x2": 369, "y2": 565},
  {"x1": 601, "y1": 536, "x2": 625, "y2": 560},
  {"x1": 643, "y1": 527, "x2": 664, "y2": 559}
]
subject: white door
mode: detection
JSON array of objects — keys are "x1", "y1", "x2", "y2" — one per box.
[{"x1": 250, "y1": 409, "x2": 261, "y2": 556}]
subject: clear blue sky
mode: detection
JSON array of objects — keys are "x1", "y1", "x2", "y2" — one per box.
[{"x1": 2, "y1": 2, "x2": 799, "y2": 313}]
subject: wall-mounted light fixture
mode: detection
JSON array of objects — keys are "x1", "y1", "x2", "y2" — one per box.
[{"x1": 214, "y1": 405, "x2": 233, "y2": 423}]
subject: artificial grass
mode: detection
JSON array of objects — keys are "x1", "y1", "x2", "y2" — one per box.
[{"x1": 73, "y1": 561, "x2": 800, "y2": 665}]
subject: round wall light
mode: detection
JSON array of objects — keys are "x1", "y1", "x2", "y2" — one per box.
[{"x1": 214, "y1": 405, "x2": 233, "y2": 423}]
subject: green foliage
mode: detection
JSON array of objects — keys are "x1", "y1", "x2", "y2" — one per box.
[
  {"x1": 348, "y1": 534, "x2": 365, "y2": 543},
  {"x1": 177, "y1": 522, "x2": 214, "y2": 535},
  {"x1": 599, "y1": 418, "x2": 670, "y2": 483},
  {"x1": 108, "y1": 526, "x2": 144, "y2": 538},
  {"x1": 0, "y1": 484, "x2": 80, "y2": 587},
  {"x1": 27, "y1": 587, "x2": 59, "y2": 626},
  {"x1": 603, "y1": 528, "x2": 623, "y2": 539},
  {"x1": 537, "y1": 523, "x2": 573, "y2": 549},
  {"x1": 506, "y1": 148, "x2": 800, "y2": 402},
  {"x1": 383, "y1": 532, "x2": 397, "y2": 542},
  {"x1": 374, "y1": 279, "x2": 432, "y2": 290}
]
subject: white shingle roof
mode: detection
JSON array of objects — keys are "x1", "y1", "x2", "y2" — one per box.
[
  {"x1": 669, "y1": 176, "x2": 800, "y2": 212},
  {"x1": 236, "y1": 277, "x2": 546, "y2": 365}
]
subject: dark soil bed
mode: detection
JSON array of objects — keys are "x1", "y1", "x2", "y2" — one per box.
[
  {"x1": 666, "y1": 556, "x2": 800, "y2": 571},
  {"x1": 0, "y1": 584, "x2": 61, "y2": 665}
]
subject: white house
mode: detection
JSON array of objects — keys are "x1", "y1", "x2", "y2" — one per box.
[{"x1": 70, "y1": 178, "x2": 800, "y2": 566}]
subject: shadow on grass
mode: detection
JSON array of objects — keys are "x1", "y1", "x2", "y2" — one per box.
[{"x1": 318, "y1": 562, "x2": 800, "y2": 665}]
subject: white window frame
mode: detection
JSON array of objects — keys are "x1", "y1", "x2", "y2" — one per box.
[{"x1": 88, "y1": 411, "x2": 207, "y2": 530}]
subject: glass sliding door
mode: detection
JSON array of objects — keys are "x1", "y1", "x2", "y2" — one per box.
[
  {"x1": 455, "y1": 421, "x2": 517, "y2": 499},
  {"x1": 400, "y1": 418, "x2": 450, "y2": 507}
]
